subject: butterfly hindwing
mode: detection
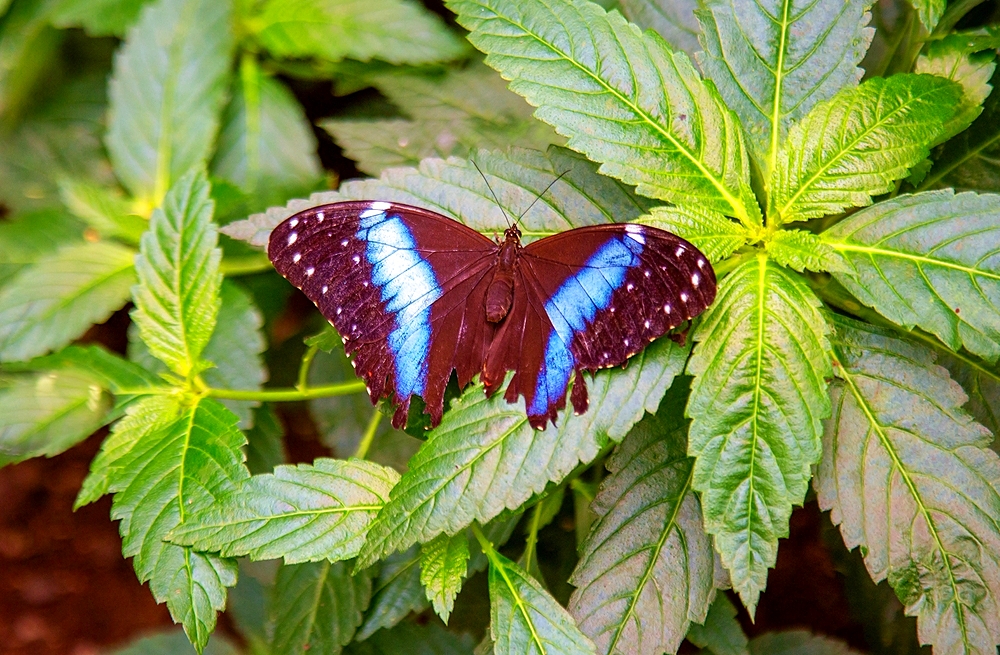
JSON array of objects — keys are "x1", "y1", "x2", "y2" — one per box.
[{"x1": 268, "y1": 201, "x2": 497, "y2": 427}]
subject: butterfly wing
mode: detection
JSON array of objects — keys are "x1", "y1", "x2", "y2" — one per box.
[
  {"x1": 268, "y1": 201, "x2": 498, "y2": 428},
  {"x1": 487, "y1": 223, "x2": 716, "y2": 429}
]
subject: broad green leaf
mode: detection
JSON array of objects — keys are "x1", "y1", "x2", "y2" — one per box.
[
  {"x1": 0, "y1": 241, "x2": 136, "y2": 362},
  {"x1": 765, "y1": 229, "x2": 848, "y2": 273},
  {"x1": 696, "y1": 0, "x2": 873, "y2": 172},
  {"x1": 269, "y1": 560, "x2": 372, "y2": 655},
  {"x1": 106, "y1": 0, "x2": 234, "y2": 203},
  {"x1": 747, "y1": 630, "x2": 862, "y2": 655},
  {"x1": 105, "y1": 628, "x2": 240, "y2": 655},
  {"x1": 636, "y1": 206, "x2": 748, "y2": 264},
  {"x1": 322, "y1": 64, "x2": 558, "y2": 176},
  {"x1": 420, "y1": 532, "x2": 470, "y2": 624},
  {"x1": 14, "y1": 344, "x2": 164, "y2": 394},
  {"x1": 358, "y1": 337, "x2": 689, "y2": 568},
  {"x1": 49, "y1": 0, "x2": 153, "y2": 36},
  {"x1": 224, "y1": 147, "x2": 655, "y2": 247},
  {"x1": 0, "y1": 369, "x2": 110, "y2": 464},
  {"x1": 816, "y1": 315, "x2": 1000, "y2": 655},
  {"x1": 57, "y1": 179, "x2": 148, "y2": 245},
  {"x1": 356, "y1": 546, "x2": 427, "y2": 639},
  {"x1": 569, "y1": 405, "x2": 722, "y2": 655},
  {"x1": 488, "y1": 549, "x2": 597, "y2": 655},
  {"x1": 823, "y1": 190, "x2": 1000, "y2": 363},
  {"x1": 0, "y1": 209, "x2": 84, "y2": 285},
  {"x1": 132, "y1": 169, "x2": 222, "y2": 378},
  {"x1": 686, "y1": 594, "x2": 749, "y2": 655},
  {"x1": 936, "y1": 351, "x2": 1000, "y2": 447},
  {"x1": 0, "y1": 0, "x2": 61, "y2": 125},
  {"x1": 345, "y1": 621, "x2": 476, "y2": 655},
  {"x1": 228, "y1": 568, "x2": 269, "y2": 653},
  {"x1": 909, "y1": 0, "x2": 944, "y2": 32},
  {"x1": 769, "y1": 74, "x2": 962, "y2": 224},
  {"x1": 915, "y1": 41, "x2": 995, "y2": 144},
  {"x1": 171, "y1": 458, "x2": 399, "y2": 563},
  {"x1": 447, "y1": 0, "x2": 762, "y2": 227},
  {"x1": 618, "y1": 0, "x2": 700, "y2": 55},
  {"x1": 109, "y1": 397, "x2": 249, "y2": 652},
  {"x1": 211, "y1": 60, "x2": 323, "y2": 206},
  {"x1": 686, "y1": 255, "x2": 832, "y2": 612},
  {"x1": 244, "y1": 403, "x2": 286, "y2": 474},
  {"x1": 249, "y1": 0, "x2": 466, "y2": 65}
]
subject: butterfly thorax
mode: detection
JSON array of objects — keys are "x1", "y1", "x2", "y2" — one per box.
[{"x1": 485, "y1": 227, "x2": 522, "y2": 323}]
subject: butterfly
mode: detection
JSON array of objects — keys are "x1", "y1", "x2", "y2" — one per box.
[{"x1": 268, "y1": 200, "x2": 716, "y2": 430}]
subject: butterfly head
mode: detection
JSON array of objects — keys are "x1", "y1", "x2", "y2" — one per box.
[{"x1": 503, "y1": 224, "x2": 522, "y2": 243}]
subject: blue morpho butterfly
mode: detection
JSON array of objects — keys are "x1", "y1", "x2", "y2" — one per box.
[{"x1": 268, "y1": 179, "x2": 717, "y2": 430}]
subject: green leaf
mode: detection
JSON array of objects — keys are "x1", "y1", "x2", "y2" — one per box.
[
  {"x1": 57, "y1": 179, "x2": 148, "y2": 245},
  {"x1": 269, "y1": 560, "x2": 372, "y2": 655},
  {"x1": 321, "y1": 63, "x2": 558, "y2": 176},
  {"x1": 765, "y1": 229, "x2": 848, "y2": 273},
  {"x1": 696, "y1": 0, "x2": 873, "y2": 172},
  {"x1": 769, "y1": 74, "x2": 962, "y2": 224},
  {"x1": 0, "y1": 369, "x2": 111, "y2": 464},
  {"x1": 0, "y1": 0, "x2": 61, "y2": 125},
  {"x1": 686, "y1": 255, "x2": 832, "y2": 612},
  {"x1": 636, "y1": 206, "x2": 748, "y2": 265},
  {"x1": 747, "y1": 630, "x2": 862, "y2": 655},
  {"x1": 49, "y1": 0, "x2": 153, "y2": 36},
  {"x1": 936, "y1": 351, "x2": 1000, "y2": 446},
  {"x1": 109, "y1": 397, "x2": 249, "y2": 652},
  {"x1": 617, "y1": 0, "x2": 700, "y2": 55},
  {"x1": 358, "y1": 337, "x2": 689, "y2": 569},
  {"x1": 105, "y1": 628, "x2": 241, "y2": 655},
  {"x1": 816, "y1": 315, "x2": 1000, "y2": 655},
  {"x1": 14, "y1": 344, "x2": 164, "y2": 394},
  {"x1": 132, "y1": 169, "x2": 222, "y2": 378},
  {"x1": 228, "y1": 568, "x2": 269, "y2": 652},
  {"x1": 244, "y1": 403, "x2": 286, "y2": 474},
  {"x1": 0, "y1": 209, "x2": 84, "y2": 285},
  {"x1": 568, "y1": 405, "x2": 722, "y2": 655},
  {"x1": 211, "y1": 59, "x2": 323, "y2": 206},
  {"x1": 224, "y1": 147, "x2": 655, "y2": 247},
  {"x1": 249, "y1": 0, "x2": 466, "y2": 65},
  {"x1": 823, "y1": 190, "x2": 1000, "y2": 363},
  {"x1": 420, "y1": 532, "x2": 470, "y2": 624},
  {"x1": 914, "y1": 41, "x2": 995, "y2": 144},
  {"x1": 487, "y1": 549, "x2": 597, "y2": 654},
  {"x1": 0, "y1": 241, "x2": 136, "y2": 362},
  {"x1": 447, "y1": 0, "x2": 761, "y2": 227},
  {"x1": 686, "y1": 594, "x2": 749, "y2": 655},
  {"x1": 356, "y1": 546, "x2": 427, "y2": 640},
  {"x1": 909, "y1": 0, "x2": 944, "y2": 32},
  {"x1": 106, "y1": 0, "x2": 234, "y2": 203},
  {"x1": 171, "y1": 458, "x2": 399, "y2": 563},
  {"x1": 345, "y1": 621, "x2": 476, "y2": 655}
]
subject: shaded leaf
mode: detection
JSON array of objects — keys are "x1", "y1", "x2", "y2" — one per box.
[
  {"x1": 914, "y1": 41, "x2": 995, "y2": 145},
  {"x1": 106, "y1": 0, "x2": 234, "y2": 202},
  {"x1": 936, "y1": 352, "x2": 1000, "y2": 449},
  {"x1": 447, "y1": 0, "x2": 761, "y2": 226},
  {"x1": 816, "y1": 315, "x2": 1000, "y2": 655},
  {"x1": 14, "y1": 344, "x2": 164, "y2": 394},
  {"x1": 358, "y1": 337, "x2": 689, "y2": 568},
  {"x1": 58, "y1": 179, "x2": 148, "y2": 245},
  {"x1": 686, "y1": 255, "x2": 832, "y2": 612},
  {"x1": 618, "y1": 0, "x2": 700, "y2": 56},
  {"x1": 420, "y1": 532, "x2": 470, "y2": 624},
  {"x1": 244, "y1": 403, "x2": 286, "y2": 474},
  {"x1": 824, "y1": 190, "x2": 1000, "y2": 363},
  {"x1": 345, "y1": 621, "x2": 475, "y2": 655},
  {"x1": 171, "y1": 458, "x2": 399, "y2": 563},
  {"x1": 49, "y1": 0, "x2": 154, "y2": 36},
  {"x1": 686, "y1": 593, "x2": 748, "y2": 655},
  {"x1": 769, "y1": 74, "x2": 962, "y2": 224},
  {"x1": 0, "y1": 209, "x2": 84, "y2": 285},
  {"x1": 0, "y1": 241, "x2": 136, "y2": 362},
  {"x1": 356, "y1": 546, "x2": 427, "y2": 640},
  {"x1": 696, "y1": 0, "x2": 873, "y2": 171},
  {"x1": 269, "y1": 560, "x2": 372, "y2": 655},
  {"x1": 105, "y1": 628, "x2": 240, "y2": 655},
  {"x1": 132, "y1": 169, "x2": 222, "y2": 378},
  {"x1": 0, "y1": 0, "x2": 61, "y2": 124},
  {"x1": 636, "y1": 206, "x2": 748, "y2": 265},
  {"x1": 765, "y1": 229, "x2": 848, "y2": 273},
  {"x1": 747, "y1": 630, "x2": 862, "y2": 655},
  {"x1": 909, "y1": 0, "x2": 944, "y2": 32}
]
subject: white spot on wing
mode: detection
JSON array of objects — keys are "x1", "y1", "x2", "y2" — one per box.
[
  {"x1": 322, "y1": 286, "x2": 328, "y2": 294},
  {"x1": 336, "y1": 307, "x2": 342, "y2": 315},
  {"x1": 624, "y1": 339, "x2": 630, "y2": 346},
  {"x1": 370, "y1": 201, "x2": 391, "y2": 210},
  {"x1": 627, "y1": 284, "x2": 634, "y2": 291},
  {"x1": 287, "y1": 232, "x2": 298, "y2": 246},
  {"x1": 692, "y1": 273, "x2": 700, "y2": 287},
  {"x1": 681, "y1": 292, "x2": 688, "y2": 302},
  {"x1": 293, "y1": 253, "x2": 301, "y2": 263},
  {"x1": 697, "y1": 259, "x2": 705, "y2": 268},
  {"x1": 353, "y1": 255, "x2": 360, "y2": 263},
  {"x1": 306, "y1": 267, "x2": 314, "y2": 276},
  {"x1": 664, "y1": 304, "x2": 671, "y2": 313},
  {"x1": 624, "y1": 224, "x2": 645, "y2": 244},
  {"x1": 341, "y1": 239, "x2": 348, "y2": 247},
  {"x1": 644, "y1": 320, "x2": 650, "y2": 328},
  {"x1": 359, "y1": 209, "x2": 383, "y2": 219},
  {"x1": 317, "y1": 212, "x2": 324, "y2": 221},
  {"x1": 289, "y1": 218, "x2": 299, "y2": 228},
  {"x1": 675, "y1": 246, "x2": 684, "y2": 257}
]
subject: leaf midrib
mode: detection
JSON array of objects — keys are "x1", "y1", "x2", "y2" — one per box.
[
  {"x1": 492, "y1": 557, "x2": 546, "y2": 653},
  {"x1": 832, "y1": 242, "x2": 1000, "y2": 281},
  {"x1": 190, "y1": 504, "x2": 386, "y2": 532},
  {"x1": 768, "y1": 0, "x2": 793, "y2": 175}
]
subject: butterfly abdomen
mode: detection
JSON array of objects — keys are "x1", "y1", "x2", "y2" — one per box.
[{"x1": 485, "y1": 231, "x2": 520, "y2": 323}]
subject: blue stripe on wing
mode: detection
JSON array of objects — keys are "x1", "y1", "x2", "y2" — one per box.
[
  {"x1": 530, "y1": 231, "x2": 644, "y2": 416},
  {"x1": 357, "y1": 206, "x2": 442, "y2": 398}
]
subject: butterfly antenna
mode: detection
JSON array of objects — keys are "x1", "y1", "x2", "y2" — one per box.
[
  {"x1": 472, "y1": 160, "x2": 512, "y2": 229},
  {"x1": 514, "y1": 169, "x2": 570, "y2": 227}
]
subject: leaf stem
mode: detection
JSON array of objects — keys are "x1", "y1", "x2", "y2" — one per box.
[
  {"x1": 206, "y1": 380, "x2": 366, "y2": 401},
  {"x1": 297, "y1": 344, "x2": 320, "y2": 390},
  {"x1": 470, "y1": 522, "x2": 495, "y2": 559},
  {"x1": 220, "y1": 253, "x2": 272, "y2": 276},
  {"x1": 521, "y1": 502, "x2": 544, "y2": 576},
  {"x1": 353, "y1": 411, "x2": 383, "y2": 460}
]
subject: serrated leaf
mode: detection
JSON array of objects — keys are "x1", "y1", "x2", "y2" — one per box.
[
  {"x1": 747, "y1": 630, "x2": 862, "y2": 655},
  {"x1": 488, "y1": 549, "x2": 597, "y2": 655},
  {"x1": 322, "y1": 64, "x2": 558, "y2": 176},
  {"x1": 269, "y1": 560, "x2": 372, "y2": 655},
  {"x1": 696, "y1": 0, "x2": 873, "y2": 172},
  {"x1": 569, "y1": 405, "x2": 721, "y2": 655},
  {"x1": 0, "y1": 241, "x2": 136, "y2": 362},
  {"x1": 0, "y1": 369, "x2": 111, "y2": 464},
  {"x1": 211, "y1": 62, "x2": 322, "y2": 206},
  {"x1": 769, "y1": 74, "x2": 962, "y2": 224},
  {"x1": 224, "y1": 147, "x2": 655, "y2": 247},
  {"x1": 358, "y1": 337, "x2": 689, "y2": 568},
  {"x1": 49, "y1": 0, "x2": 153, "y2": 36},
  {"x1": 249, "y1": 0, "x2": 466, "y2": 66},
  {"x1": 57, "y1": 179, "x2": 148, "y2": 245},
  {"x1": 824, "y1": 189, "x2": 1000, "y2": 363},
  {"x1": 345, "y1": 621, "x2": 476, "y2": 655},
  {"x1": 171, "y1": 458, "x2": 399, "y2": 563},
  {"x1": 936, "y1": 351, "x2": 1000, "y2": 447},
  {"x1": 356, "y1": 546, "x2": 427, "y2": 639},
  {"x1": 816, "y1": 315, "x2": 1000, "y2": 655},
  {"x1": 686, "y1": 255, "x2": 832, "y2": 612},
  {"x1": 618, "y1": 0, "x2": 700, "y2": 55},
  {"x1": 106, "y1": 0, "x2": 234, "y2": 203},
  {"x1": 914, "y1": 42, "x2": 995, "y2": 145},
  {"x1": 636, "y1": 206, "x2": 748, "y2": 265},
  {"x1": 765, "y1": 229, "x2": 848, "y2": 273},
  {"x1": 686, "y1": 594, "x2": 749, "y2": 655},
  {"x1": 132, "y1": 169, "x2": 222, "y2": 378},
  {"x1": 14, "y1": 344, "x2": 164, "y2": 394},
  {"x1": 110, "y1": 397, "x2": 249, "y2": 651},
  {"x1": 447, "y1": 0, "x2": 761, "y2": 227},
  {"x1": 909, "y1": 0, "x2": 944, "y2": 32},
  {"x1": 421, "y1": 532, "x2": 470, "y2": 624}
]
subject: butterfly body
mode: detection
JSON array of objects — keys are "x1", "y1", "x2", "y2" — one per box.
[{"x1": 268, "y1": 200, "x2": 716, "y2": 430}]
